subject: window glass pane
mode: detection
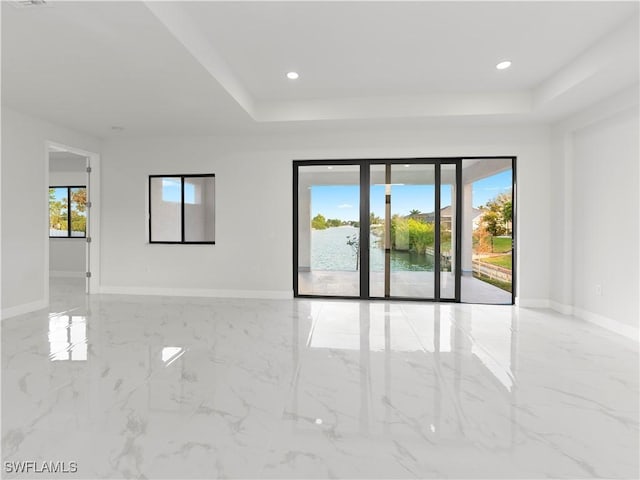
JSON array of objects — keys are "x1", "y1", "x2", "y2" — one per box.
[
  {"x1": 369, "y1": 165, "x2": 386, "y2": 297},
  {"x1": 388, "y1": 164, "x2": 435, "y2": 299},
  {"x1": 70, "y1": 187, "x2": 87, "y2": 237},
  {"x1": 150, "y1": 177, "x2": 182, "y2": 242},
  {"x1": 184, "y1": 182, "x2": 196, "y2": 204},
  {"x1": 162, "y1": 178, "x2": 181, "y2": 203},
  {"x1": 440, "y1": 165, "x2": 456, "y2": 299},
  {"x1": 461, "y1": 158, "x2": 513, "y2": 304},
  {"x1": 49, "y1": 187, "x2": 68, "y2": 237},
  {"x1": 297, "y1": 165, "x2": 360, "y2": 297},
  {"x1": 184, "y1": 177, "x2": 215, "y2": 242}
]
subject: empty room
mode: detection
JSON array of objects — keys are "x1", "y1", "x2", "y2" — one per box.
[{"x1": 1, "y1": 1, "x2": 638, "y2": 479}]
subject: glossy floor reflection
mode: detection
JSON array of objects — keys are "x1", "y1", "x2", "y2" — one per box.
[{"x1": 2, "y1": 279, "x2": 638, "y2": 479}]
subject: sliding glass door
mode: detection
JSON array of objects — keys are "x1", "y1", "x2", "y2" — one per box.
[
  {"x1": 293, "y1": 158, "x2": 515, "y2": 304},
  {"x1": 369, "y1": 163, "x2": 437, "y2": 299}
]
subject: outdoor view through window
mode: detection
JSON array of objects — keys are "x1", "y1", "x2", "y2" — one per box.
[
  {"x1": 296, "y1": 159, "x2": 513, "y2": 303},
  {"x1": 49, "y1": 186, "x2": 87, "y2": 238}
]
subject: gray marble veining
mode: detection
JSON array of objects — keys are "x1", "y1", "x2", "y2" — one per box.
[{"x1": 1, "y1": 278, "x2": 638, "y2": 478}]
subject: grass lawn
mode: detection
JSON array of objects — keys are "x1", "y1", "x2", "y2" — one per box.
[
  {"x1": 491, "y1": 237, "x2": 512, "y2": 253},
  {"x1": 481, "y1": 254, "x2": 512, "y2": 270},
  {"x1": 473, "y1": 273, "x2": 512, "y2": 293}
]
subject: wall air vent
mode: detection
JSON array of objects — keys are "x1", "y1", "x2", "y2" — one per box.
[{"x1": 9, "y1": 0, "x2": 49, "y2": 8}]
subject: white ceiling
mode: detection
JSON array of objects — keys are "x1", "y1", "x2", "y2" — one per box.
[
  {"x1": 1, "y1": 1, "x2": 252, "y2": 137},
  {"x1": 2, "y1": 1, "x2": 638, "y2": 138},
  {"x1": 184, "y1": 2, "x2": 636, "y2": 99}
]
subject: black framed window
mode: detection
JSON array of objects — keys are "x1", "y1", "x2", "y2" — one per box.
[
  {"x1": 49, "y1": 186, "x2": 87, "y2": 238},
  {"x1": 149, "y1": 174, "x2": 215, "y2": 244}
]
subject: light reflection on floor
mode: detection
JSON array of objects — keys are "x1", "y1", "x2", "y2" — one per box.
[{"x1": 0, "y1": 277, "x2": 637, "y2": 479}]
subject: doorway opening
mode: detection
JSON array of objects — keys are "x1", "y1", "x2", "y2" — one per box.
[
  {"x1": 293, "y1": 157, "x2": 516, "y2": 304},
  {"x1": 46, "y1": 142, "x2": 100, "y2": 309}
]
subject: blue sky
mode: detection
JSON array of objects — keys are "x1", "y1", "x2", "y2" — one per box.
[
  {"x1": 471, "y1": 170, "x2": 512, "y2": 207},
  {"x1": 310, "y1": 186, "x2": 359, "y2": 221},
  {"x1": 311, "y1": 185, "x2": 450, "y2": 221},
  {"x1": 310, "y1": 170, "x2": 512, "y2": 221},
  {"x1": 51, "y1": 187, "x2": 68, "y2": 206},
  {"x1": 162, "y1": 179, "x2": 196, "y2": 204}
]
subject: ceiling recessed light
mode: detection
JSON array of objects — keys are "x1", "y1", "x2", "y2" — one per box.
[
  {"x1": 286, "y1": 71, "x2": 299, "y2": 80},
  {"x1": 496, "y1": 60, "x2": 512, "y2": 70}
]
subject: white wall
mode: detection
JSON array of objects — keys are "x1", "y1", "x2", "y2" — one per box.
[
  {"x1": 49, "y1": 166, "x2": 87, "y2": 276},
  {"x1": 0, "y1": 105, "x2": 554, "y2": 313},
  {"x1": 573, "y1": 108, "x2": 639, "y2": 326},
  {"x1": 99, "y1": 125, "x2": 551, "y2": 303},
  {"x1": 4, "y1": 98, "x2": 636, "y2": 339},
  {"x1": 1, "y1": 107, "x2": 101, "y2": 318},
  {"x1": 550, "y1": 85, "x2": 639, "y2": 339}
]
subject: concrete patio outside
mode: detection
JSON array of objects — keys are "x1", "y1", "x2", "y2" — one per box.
[{"x1": 298, "y1": 270, "x2": 512, "y2": 303}]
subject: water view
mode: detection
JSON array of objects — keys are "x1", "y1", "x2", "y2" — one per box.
[{"x1": 311, "y1": 226, "x2": 433, "y2": 272}]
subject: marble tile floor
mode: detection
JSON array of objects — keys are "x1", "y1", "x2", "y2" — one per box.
[{"x1": 1, "y1": 277, "x2": 638, "y2": 479}]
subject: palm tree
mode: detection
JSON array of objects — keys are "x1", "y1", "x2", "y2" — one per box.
[{"x1": 409, "y1": 209, "x2": 421, "y2": 215}]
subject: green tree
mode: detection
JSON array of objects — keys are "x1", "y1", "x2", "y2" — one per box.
[
  {"x1": 71, "y1": 188, "x2": 87, "y2": 213},
  {"x1": 390, "y1": 216, "x2": 435, "y2": 253},
  {"x1": 70, "y1": 188, "x2": 87, "y2": 234},
  {"x1": 408, "y1": 218, "x2": 434, "y2": 253},
  {"x1": 502, "y1": 200, "x2": 512, "y2": 233},
  {"x1": 49, "y1": 188, "x2": 68, "y2": 232},
  {"x1": 391, "y1": 215, "x2": 409, "y2": 250},
  {"x1": 311, "y1": 213, "x2": 327, "y2": 230},
  {"x1": 479, "y1": 192, "x2": 512, "y2": 252},
  {"x1": 482, "y1": 209, "x2": 503, "y2": 237},
  {"x1": 409, "y1": 209, "x2": 421, "y2": 215},
  {"x1": 71, "y1": 213, "x2": 86, "y2": 234},
  {"x1": 370, "y1": 212, "x2": 383, "y2": 225}
]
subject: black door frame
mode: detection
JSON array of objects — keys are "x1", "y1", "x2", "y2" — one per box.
[{"x1": 293, "y1": 156, "x2": 516, "y2": 304}]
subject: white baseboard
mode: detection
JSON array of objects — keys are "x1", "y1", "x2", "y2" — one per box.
[
  {"x1": 517, "y1": 298, "x2": 550, "y2": 308},
  {"x1": 549, "y1": 300, "x2": 573, "y2": 315},
  {"x1": 50, "y1": 270, "x2": 85, "y2": 278},
  {"x1": 99, "y1": 285, "x2": 293, "y2": 300},
  {"x1": 1, "y1": 298, "x2": 48, "y2": 320},
  {"x1": 551, "y1": 301, "x2": 639, "y2": 342},
  {"x1": 572, "y1": 307, "x2": 639, "y2": 342}
]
